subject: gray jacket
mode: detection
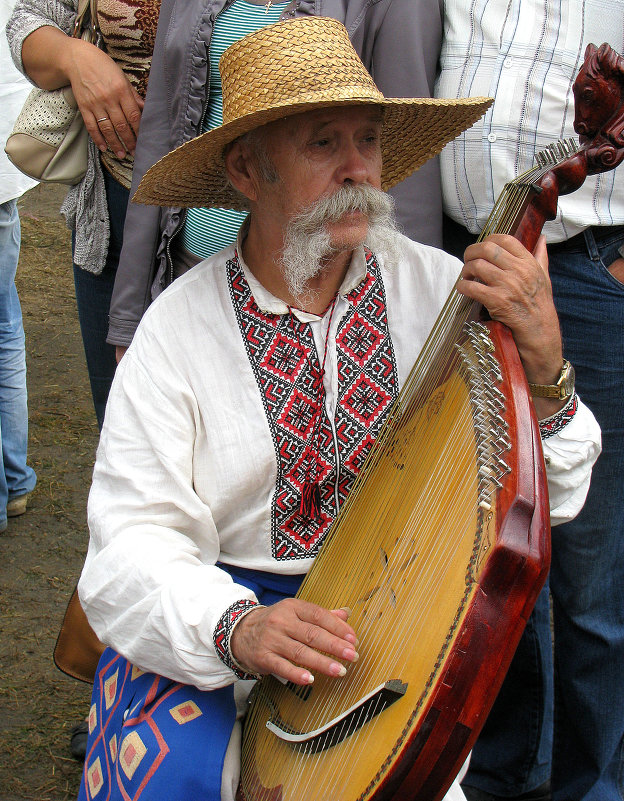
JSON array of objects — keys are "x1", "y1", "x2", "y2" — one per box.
[
  {"x1": 7, "y1": 0, "x2": 110, "y2": 275},
  {"x1": 109, "y1": 0, "x2": 444, "y2": 346}
]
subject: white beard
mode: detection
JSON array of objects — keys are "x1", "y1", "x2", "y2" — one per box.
[{"x1": 280, "y1": 184, "x2": 400, "y2": 301}]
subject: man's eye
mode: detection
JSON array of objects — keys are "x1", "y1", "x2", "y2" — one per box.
[{"x1": 313, "y1": 139, "x2": 330, "y2": 147}]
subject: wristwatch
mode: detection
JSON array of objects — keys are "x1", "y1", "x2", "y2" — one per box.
[{"x1": 528, "y1": 359, "x2": 575, "y2": 400}]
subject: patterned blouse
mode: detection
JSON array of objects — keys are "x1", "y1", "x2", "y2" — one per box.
[{"x1": 97, "y1": 0, "x2": 161, "y2": 187}]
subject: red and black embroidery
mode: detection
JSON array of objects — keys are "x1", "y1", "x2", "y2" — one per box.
[
  {"x1": 228, "y1": 250, "x2": 398, "y2": 561},
  {"x1": 334, "y1": 251, "x2": 397, "y2": 506},
  {"x1": 213, "y1": 599, "x2": 259, "y2": 678},
  {"x1": 539, "y1": 393, "x2": 578, "y2": 439}
]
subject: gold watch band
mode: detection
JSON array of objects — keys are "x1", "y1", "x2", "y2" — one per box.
[{"x1": 528, "y1": 359, "x2": 575, "y2": 400}]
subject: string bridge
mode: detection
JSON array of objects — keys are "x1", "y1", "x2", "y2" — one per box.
[{"x1": 265, "y1": 679, "x2": 407, "y2": 753}]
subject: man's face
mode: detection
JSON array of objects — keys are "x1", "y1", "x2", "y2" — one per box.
[{"x1": 258, "y1": 106, "x2": 384, "y2": 252}]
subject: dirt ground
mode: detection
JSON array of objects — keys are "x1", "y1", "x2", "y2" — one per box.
[{"x1": 0, "y1": 182, "x2": 98, "y2": 800}]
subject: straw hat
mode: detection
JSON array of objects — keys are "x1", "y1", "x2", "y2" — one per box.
[{"x1": 134, "y1": 16, "x2": 492, "y2": 210}]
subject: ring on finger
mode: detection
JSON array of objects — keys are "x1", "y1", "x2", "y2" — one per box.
[{"x1": 97, "y1": 117, "x2": 109, "y2": 123}]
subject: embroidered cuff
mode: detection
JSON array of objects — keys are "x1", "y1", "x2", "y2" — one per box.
[
  {"x1": 539, "y1": 393, "x2": 578, "y2": 439},
  {"x1": 213, "y1": 600, "x2": 264, "y2": 680}
]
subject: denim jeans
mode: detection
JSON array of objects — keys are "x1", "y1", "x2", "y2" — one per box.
[
  {"x1": 547, "y1": 225, "x2": 624, "y2": 801},
  {"x1": 73, "y1": 170, "x2": 128, "y2": 430},
  {"x1": 444, "y1": 216, "x2": 624, "y2": 800},
  {"x1": 0, "y1": 199, "x2": 37, "y2": 525}
]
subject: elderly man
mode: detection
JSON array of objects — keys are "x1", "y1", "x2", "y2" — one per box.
[{"x1": 76, "y1": 17, "x2": 600, "y2": 801}]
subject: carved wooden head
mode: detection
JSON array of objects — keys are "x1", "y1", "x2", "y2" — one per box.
[{"x1": 573, "y1": 43, "x2": 624, "y2": 143}]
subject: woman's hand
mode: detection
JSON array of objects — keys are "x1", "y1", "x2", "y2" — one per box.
[
  {"x1": 230, "y1": 600, "x2": 359, "y2": 685},
  {"x1": 65, "y1": 38, "x2": 144, "y2": 158},
  {"x1": 21, "y1": 26, "x2": 144, "y2": 157}
]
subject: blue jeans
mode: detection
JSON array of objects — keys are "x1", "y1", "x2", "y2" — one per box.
[
  {"x1": 444, "y1": 217, "x2": 624, "y2": 800},
  {"x1": 0, "y1": 199, "x2": 37, "y2": 526},
  {"x1": 547, "y1": 226, "x2": 624, "y2": 801},
  {"x1": 73, "y1": 170, "x2": 128, "y2": 430}
]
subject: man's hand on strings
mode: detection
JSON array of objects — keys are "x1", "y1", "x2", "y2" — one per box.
[
  {"x1": 229, "y1": 599, "x2": 358, "y2": 685},
  {"x1": 456, "y1": 234, "x2": 565, "y2": 408}
]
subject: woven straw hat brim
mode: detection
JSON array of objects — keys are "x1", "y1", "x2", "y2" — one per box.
[{"x1": 133, "y1": 95, "x2": 492, "y2": 210}]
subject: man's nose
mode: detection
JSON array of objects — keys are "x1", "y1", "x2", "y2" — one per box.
[{"x1": 336, "y1": 142, "x2": 371, "y2": 185}]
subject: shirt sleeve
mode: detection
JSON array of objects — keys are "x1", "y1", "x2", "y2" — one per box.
[
  {"x1": 78, "y1": 320, "x2": 259, "y2": 691},
  {"x1": 541, "y1": 394, "x2": 601, "y2": 526}
]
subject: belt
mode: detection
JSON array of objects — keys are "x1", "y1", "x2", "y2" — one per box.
[{"x1": 548, "y1": 224, "x2": 624, "y2": 253}]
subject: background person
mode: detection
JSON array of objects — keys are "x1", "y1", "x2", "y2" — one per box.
[
  {"x1": 7, "y1": 0, "x2": 158, "y2": 429},
  {"x1": 0, "y1": 0, "x2": 38, "y2": 531},
  {"x1": 436, "y1": 2, "x2": 624, "y2": 799},
  {"x1": 6, "y1": 0, "x2": 162, "y2": 759}
]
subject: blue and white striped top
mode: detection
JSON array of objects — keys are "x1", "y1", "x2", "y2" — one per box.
[{"x1": 182, "y1": 0, "x2": 289, "y2": 259}]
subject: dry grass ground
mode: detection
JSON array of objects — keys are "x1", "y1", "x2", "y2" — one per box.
[{"x1": 0, "y1": 183, "x2": 98, "y2": 800}]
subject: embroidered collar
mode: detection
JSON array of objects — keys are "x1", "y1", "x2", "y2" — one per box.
[{"x1": 234, "y1": 226, "x2": 369, "y2": 322}]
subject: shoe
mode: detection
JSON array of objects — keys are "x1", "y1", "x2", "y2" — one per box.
[
  {"x1": 7, "y1": 492, "x2": 29, "y2": 517},
  {"x1": 462, "y1": 780, "x2": 551, "y2": 801},
  {"x1": 70, "y1": 719, "x2": 89, "y2": 761}
]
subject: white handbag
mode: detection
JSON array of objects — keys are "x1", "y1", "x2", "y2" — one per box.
[{"x1": 4, "y1": 0, "x2": 99, "y2": 185}]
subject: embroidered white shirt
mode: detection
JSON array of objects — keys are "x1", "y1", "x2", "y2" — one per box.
[
  {"x1": 79, "y1": 232, "x2": 600, "y2": 691},
  {"x1": 435, "y1": 0, "x2": 624, "y2": 241}
]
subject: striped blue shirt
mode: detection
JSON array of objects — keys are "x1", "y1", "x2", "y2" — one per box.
[{"x1": 182, "y1": 0, "x2": 288, "y2": 259}]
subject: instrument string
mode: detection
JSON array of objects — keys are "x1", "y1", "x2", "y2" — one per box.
[
  {"x1": 265, "y1": 360, "x2": 484, "y2": 795},
  {"x1": 243, "y1": 355, "x2": 498, "y2": 795}
]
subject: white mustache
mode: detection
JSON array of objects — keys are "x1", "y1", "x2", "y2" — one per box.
[{"x1": 291, "y1": 183, "x2": 395, "y2": 230}]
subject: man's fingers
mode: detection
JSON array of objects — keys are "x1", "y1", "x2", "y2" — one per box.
[
  {"x1": 271, "y1": 658, "x2": 315, "y2": 686},
  {"x1": 294, "y1": 599, "x2": 357, "y2": 643},
  {"x1": 287, "y1": 639, "x2": 354, "y2": 678},
  {"x1": 460, "y1": 258, "x2": 508, "y2": 286},
  {"x1": 469, "y1": 232, "x2": 535, "y2": 257},
  {"x1": 280, "y1": 602, "x2": 359, "y2": 665},
  {"x1": 230, "y1": 599, "x2": 359, "y2": 684},
  {"x1": 532, "y1": 234, "x2": 549, "y2": 272},
  {"x1": 286, "y1": 624, "x2": 358, "y2": 663}
]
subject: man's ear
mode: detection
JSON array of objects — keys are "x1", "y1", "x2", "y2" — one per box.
[{"x1": 225, "y1": 139, "x2": 260, "y2": 203}]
